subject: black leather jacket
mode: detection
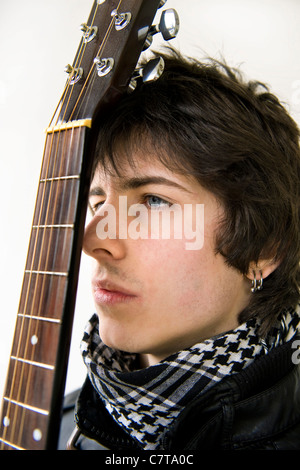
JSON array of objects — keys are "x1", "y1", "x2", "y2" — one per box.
[{"x1": 60, "y1": 336, "x2": 300, "y2": 450}]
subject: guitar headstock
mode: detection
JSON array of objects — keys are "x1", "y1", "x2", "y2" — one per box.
[{"x1": 49, "y1": 0, "x2": 179, "y2": 129}]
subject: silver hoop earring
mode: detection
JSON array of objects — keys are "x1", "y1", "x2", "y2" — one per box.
[
  {"x1": 251, "y1": 270, "x2": 263, "y2": 293},
  {"x1": 251, "y1": 270, "x2": 257, "y2": 293},
  {"x1": 257, "y1": 271, "x2": 263, "y2": 291}
]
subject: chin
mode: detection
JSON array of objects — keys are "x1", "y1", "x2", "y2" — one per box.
[{"x1": 98, "y1": 324, "x2": 137, "y2": 353}]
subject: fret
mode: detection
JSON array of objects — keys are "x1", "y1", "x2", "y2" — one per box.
[
  {"x1": 25, "y1": 226, "x2": 73, "y2": 273},
  {"x1": 17, "y1": 313, "x2": 61, "y2": 324},
  {"x1": 0, "y1": 400, "x2": 50, "y2": 450},
  {"x1": 3, "y1": 397, "x2": 49, "y2": 416},
  {"x1": 33, "y1": 178, "x2": 80, "y2": 226},
  {"x1": 40, "y1": 175, "x2": 80, "y2": 182},
  {"x1": 19, "y1": 272, "x2": 67, "y2": 320},
  {"x1": 45, "y1": 118, "x2": 92, "y2": 134},
  {"x1": 11, "y1": 317, "x2": 60, "y2": 366},
  {"x1": 10, "y1": 357, "x2": 55, "y2": 371},
  {"x1": 32, "y1": 224, "x2": 74, "y2": 229},
  {"x1": 3, "y1": 361, "x2": 56, "y2": 410},
  {"x1": 24, "y1": 270, "x2": 68, "y2": 277},
  {"x1": 41, "y1": 126, "x2": 85, "y2": 180},
  {"x1": 0, "y1": 438, "x2": 25, "y2": 450}
]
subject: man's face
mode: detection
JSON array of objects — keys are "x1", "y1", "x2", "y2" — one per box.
[{"x1": 83, "y1": 152, "x2": 250, "y2": 366}]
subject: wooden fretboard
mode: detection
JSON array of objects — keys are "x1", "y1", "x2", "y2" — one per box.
[{"x1": 0, "y1": 124, "x2": 92, "y2": 450}]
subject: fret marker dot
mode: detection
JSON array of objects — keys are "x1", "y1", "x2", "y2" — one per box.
[
  {"x1": 3, "y1": 416, "x2": 10, "y2": 427},
  {"x1": 33, "y1": 428, "x2": 42, "y2": 441},
  {"x1": 31, "y1": 335, "x2": 38, "y2": 345}
]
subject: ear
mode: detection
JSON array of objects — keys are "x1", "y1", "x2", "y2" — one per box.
[{"x1": 246, "y1": 258, "x2": 281, "y2": 282}]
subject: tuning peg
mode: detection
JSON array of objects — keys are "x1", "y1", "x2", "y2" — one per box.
[
  {"x1": 143, "y1": 8, "x2": 179, "y2": 50},
  {"x1": 128, "y1": 57, "x2": 165, "y2": 92},
  {"x1": 142, "y1": 57, "x2": 165, "y2": 82},
  {"x1": 80, "y1": 23, "x2": 98, "y2": 43},
  {"x1": 111, "y1": 10, "x2": 132, "y2": 31},
  {"x1": 94, "y1": 56, "x2": 114, "y2": 77},
  {"x1": 64, "y1": 64, "x2": 83, "y2": 85}
]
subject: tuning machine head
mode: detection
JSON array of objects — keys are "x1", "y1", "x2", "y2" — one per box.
[
  {"x1": 64, "y1": 64, "x2": 83, "y2": 85},
  {"x1": 128, "y1": 57, "x2": 165, "y2": 92},
  {"x1": 144, "y1": 8, "x2": 179, "y2": 50},
  {"x1": 80, "y1": 23, "x2": 98, "y2": 43}
]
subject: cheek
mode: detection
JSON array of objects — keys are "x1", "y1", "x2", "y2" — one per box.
[
  {"x1": 137, "y1": 239, "x2": 206, "y2": 303},
  {"x1": 145, "y1": 237, "x2": 231, "y2": 315}
]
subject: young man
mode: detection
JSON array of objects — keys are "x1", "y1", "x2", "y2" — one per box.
[{"x1": 62, "y1": 50, "x2": 300, "y2": 450}]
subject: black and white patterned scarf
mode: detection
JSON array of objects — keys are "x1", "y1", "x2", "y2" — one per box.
[{"x1": 80, "y1": 305, "x2": 300, "y2": 450}]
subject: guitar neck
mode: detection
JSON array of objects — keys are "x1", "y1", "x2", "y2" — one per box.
[{"x1": 0, "y1": 123, "x2": 93, "y2": 450}]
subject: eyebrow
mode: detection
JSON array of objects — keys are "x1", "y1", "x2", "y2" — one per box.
[{"x1": 89, "y1": 176, "x2": 193, "y2": 197}]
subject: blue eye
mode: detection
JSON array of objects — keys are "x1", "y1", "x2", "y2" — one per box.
[{"x1": 145, "y1": 195, "x2": 170, "y2": 209}]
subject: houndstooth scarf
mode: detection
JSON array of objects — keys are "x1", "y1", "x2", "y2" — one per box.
[{"x1": 81, "y1": 305, "x2": 300, "y2": 450}]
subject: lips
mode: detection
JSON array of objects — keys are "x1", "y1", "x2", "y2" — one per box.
[{"x1": 92, "y1": 279, "x2": 138, "y2": 305}]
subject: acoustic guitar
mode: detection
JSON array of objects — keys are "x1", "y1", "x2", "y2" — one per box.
[{"x1": 0, "y1": 0, "x2": 179, "y2": 450}]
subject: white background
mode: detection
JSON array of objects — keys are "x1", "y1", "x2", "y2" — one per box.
[{"x1": 0, "y1": 0, "x2": 299, "y2": 399}]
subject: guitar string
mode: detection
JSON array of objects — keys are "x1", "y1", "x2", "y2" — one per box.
[
  {"x1": 0, "y1": 129, "x2": 59, "y2": 449},
  {"x1": 14, "y1": 4, "x2": 101, "y2": 447},
  {"x1": 15, "y1": 132, "x2": 75, "y2": 447},
  {"x1": 0, "y1": 134, "x2": 52, "y2": 451},
  {"x1": 1, "y1": 2, "x2": 101, "y2": 449},
  {"x1": 2, "y1": 97, "x2": 76, "y2": 447}
]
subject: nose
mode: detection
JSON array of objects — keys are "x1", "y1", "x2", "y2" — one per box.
[{"x1": 83, "y1": 209, "x2": 126, "y2": 260}]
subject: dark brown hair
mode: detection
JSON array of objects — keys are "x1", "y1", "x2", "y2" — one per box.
[{"x1": 92, "y1": 49, "x2": 300, "y2": 336}]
